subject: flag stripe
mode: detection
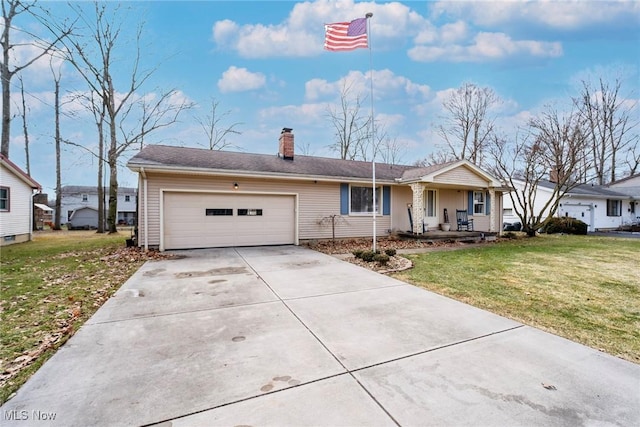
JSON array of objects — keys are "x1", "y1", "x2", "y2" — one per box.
[{"x1": 324, "y1": 19, "x2": 368, "y2": 51}]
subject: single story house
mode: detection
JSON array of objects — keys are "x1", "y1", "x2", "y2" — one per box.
[
  {"x1": 503, "y1": 178, "x2": 637, "y2": 232},
  {"x1": 0, "y1": 154, "x2": 41, "y2": 246},
  {"x1": 126, "y1": 128, "x2": 506, "y2": 251}
]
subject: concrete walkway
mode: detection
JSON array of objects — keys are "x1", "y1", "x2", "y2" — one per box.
[{"x1": 2, "y1": 246, "x2": 638, "y2": 426}]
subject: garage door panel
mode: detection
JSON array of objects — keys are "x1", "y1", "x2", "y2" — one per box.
[{"x1": 164, "y1": 193, "x2": 295, "y2": 249}]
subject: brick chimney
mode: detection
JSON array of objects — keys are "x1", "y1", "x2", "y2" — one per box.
[{"x1": 279, "y1": 127, "x2": 294, "y2": 160}]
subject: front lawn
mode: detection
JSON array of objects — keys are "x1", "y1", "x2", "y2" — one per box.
[
  {"x1": 393, "y1": 234, "x2": 640, "y2": 364},
  {"x1": 0, "y1": 229, "x2": 159, "y2": 404}
]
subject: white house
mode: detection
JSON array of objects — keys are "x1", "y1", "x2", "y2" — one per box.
[
  {"x1": 607, "y1": 174, "x2": 640, "y2": 226},
  {"x1": 0, "y1": 154, "x2": 41, "y2": 246},
  {"x1": 503, "y1": 178, "x2": 635, "y2": 232},
  {"x1": 61, "y1": 186, "x2": 138, "y2": 227}
]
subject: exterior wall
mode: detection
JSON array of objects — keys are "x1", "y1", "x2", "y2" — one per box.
[
  {"x1": 139, "y1": 172, "x2": 399, "y2": 248},
  {"x1": 60, "y1": 187, "x2": 137, "y2": 225},
  {"x1": 434, "y1": 167, "x2": 487, "y2": 187},
  {"x1": 608, "y1": 176, "x2": 640, "y2": 225},
  {"x1": 0, "y1": 163, "x2": 33, "y2": 245},
  {"x1": 391, "y1": 185, "x2": 412, "y2": 232}
]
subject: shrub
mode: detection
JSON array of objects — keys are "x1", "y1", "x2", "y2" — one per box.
[
  {"x1": 373, "y1": 253, "x2": 390, "y2": 266},
  {"x1": 360, "y1": 250, "x2": 376, "y2": 262},
  {"x1": 502, "y1": 231, "x2": 517, "y2": 239},
  {"x1": 352, "y1": 249, "x2": 364, "y2": 259},
  {"x1": 541, "y1": 217, "x2": 588, "y2": 235},
  {"x1": 384, "y1": 248, "x2": 397, "y2": 257}
]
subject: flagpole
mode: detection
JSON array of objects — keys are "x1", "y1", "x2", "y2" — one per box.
[{"x1": 365, "y1": 12, "x2": 376, "y2": 252}]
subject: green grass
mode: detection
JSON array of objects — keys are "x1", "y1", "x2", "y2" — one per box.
[
  {"x1": 393, "y1": 234, "x2": 640, "y2": 364},
  {"x1": 0, "y1": 230, "x2": 145, "y2": 404}
]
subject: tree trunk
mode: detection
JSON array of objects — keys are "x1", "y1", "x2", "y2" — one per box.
[
  {"x1": 53, "y1": 76, "x2": 62, "y2": 231},
  {"x1": 107, "y1": 147, "x2": 118, "y2": 233},
  {"x1": 1, "y1": 62, "x2": 10, "y2": 158},
  {"x1": 96, "y1": 117, "x2": 105, "y2": 233}
]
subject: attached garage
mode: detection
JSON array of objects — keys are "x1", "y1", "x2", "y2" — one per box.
[{"x1": 162, "y1": 191, "x2": 297, "y2": 250}]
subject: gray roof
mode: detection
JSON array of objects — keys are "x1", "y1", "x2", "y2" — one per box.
[
  {"x1": 537, "y1": 180, "x2": 629, "y2": 198},
  {"x1": 61, "y1": 185, "x2": 137, "y2": 195},
  {"x1": 127, "y1": 145, "x2": 416, "y2": 182}
]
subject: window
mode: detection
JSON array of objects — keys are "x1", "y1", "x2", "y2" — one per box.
[
  {"x1": 238, "y1": 209, "x2": 262, "y2": 216},
  {"x1": 424, "y1": 189, "x2": 437, "y2": 217},
  {"x1": 0, "y1": 187, "x2": 9, "y2": 211},
  {"x1": 206, "y1": 208, "x2": 233, "y2": 216},
  {"x1": 473, "y1": 191, "x2": 485, "y2": 215},
  {"x1": 503, "y1": 208, "x2": 513, "y2": 216},
  {"x1": 81, "y1": 194, "x2": 88, "y2": 202},
  {"x1": 350, "y1": 186, "x2": 380, "y2": 214},
  {"x1": 606, "y1": 200, "x2": 621, "y2": 217},
  {"x1": 124, "y1": 195, "x2": 130, "y2": 202}
]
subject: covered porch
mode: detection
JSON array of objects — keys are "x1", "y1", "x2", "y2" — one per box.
[{"x1": 394, "y1": 160, "x2": 504, "y2": 235}]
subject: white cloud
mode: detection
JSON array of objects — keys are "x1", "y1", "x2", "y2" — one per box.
[
  {"x1": 217, "y1": 66, "x2": 266, "y2": 93},
  {"x1": 409, "y1": 31, "x2": 562, "y2": 62},
  {"x1": 430, "y1": 0, "x2": 640, "y2": 30},
  {"x1": 305, "y1": 69, "x2": 431, "y2": 102}
]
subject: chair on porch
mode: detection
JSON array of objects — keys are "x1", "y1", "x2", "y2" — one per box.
[{"x1": 456, "y1": 210, "x2": 474, "y2": 231}]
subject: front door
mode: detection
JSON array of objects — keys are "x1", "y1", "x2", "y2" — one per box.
[{"x1": 424, "y1": 189, "x2": 438, "y2": 229}]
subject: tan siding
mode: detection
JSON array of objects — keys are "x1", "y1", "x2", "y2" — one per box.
[
  {"x1": 434, "y1": 166, "x2": 487, "y2": 187},
  {"x1": 391, "y1": 186, "x2": 412, "y2": 231},
  {"x1": 140, "y1": 172, "x2": 395, "y2": 248}
]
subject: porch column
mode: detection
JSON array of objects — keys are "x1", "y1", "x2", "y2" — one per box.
[
  {"x1": 489, "y1": 188, "x2": 496, "y2": 232},
  {"x1": 410, "y1": 183, "x2": 425, "y2": 234}
]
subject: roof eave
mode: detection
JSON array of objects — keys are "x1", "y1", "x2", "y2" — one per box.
[{"x1": 127, "y1": 163, "x2": 401, "y2": 185}]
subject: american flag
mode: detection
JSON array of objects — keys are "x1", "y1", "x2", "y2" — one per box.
[{"x1": 324, "y1": 18, "x2": 368, "y2": 51}]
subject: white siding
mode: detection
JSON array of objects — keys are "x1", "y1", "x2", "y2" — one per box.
[
  {"x1": 139, "y1": 173, "x2": 397, "y2": 248},
  {"x1": 0, "y1": 163, "x2": 33, "y2": 244}
]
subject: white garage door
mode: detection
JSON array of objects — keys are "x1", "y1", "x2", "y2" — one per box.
[{"x1": 163, "y1": 192, "x2": 295, "y2": 249}]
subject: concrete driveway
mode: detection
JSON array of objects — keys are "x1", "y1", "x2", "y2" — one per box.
[{"x1": 2, "y1": 246, "x2": 638, "y2": 426}]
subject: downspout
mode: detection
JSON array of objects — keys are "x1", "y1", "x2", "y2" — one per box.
[{"x1": 140, "y1": 167, "x2": 149, "y2": 251}]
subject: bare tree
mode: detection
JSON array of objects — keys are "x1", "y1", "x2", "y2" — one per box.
[
  {"x1": 194, "y1": 98, "x2": 242, "y2": 150},
  {"x1": 1, "y1": 0, "x2": 72, "y2": 158},
  {"x1": 17, "y1": 75, "x2": 30, "y2": 174},
  {"x1": 489, "y1": 106, "x2": 587, "y2": 236},
  {"x1": 574, "y1": 77, "x2": 638, "y2": 184},
  {"x1": 374, "y1": 123, "x2": 407, "y2": 165},
  {"x1": 327, "y1": 80, "x2": 371, "y2": 160},
  {"x1": 59, "y1": 2, "x2": 190, "y2": 233},
  {"x1": 51, "y1": 59, "x2": 62, "y2": 230},
  {"x1": 434, "y1": 82, "x2": 500, "y2": 166}
]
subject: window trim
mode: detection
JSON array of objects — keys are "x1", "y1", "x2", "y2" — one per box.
[
  {"x1": 0, "y1": 186, "x2": 9, "y2": 212},
  {"x1": 124, "y1": 195, "x2": 131, "y2": 202},
  {"x1": 473, "y1": 190, "x2": 486, "y2": 216},
  {"x1": 606, "y1": 199, "x2": 621, "y2": 217},
  {"x1": 81, "y1": 193, "x2": 88, "y2": 202},
  {"x1": 349, "y1": 184, "x2": 381, "y2": 215}
]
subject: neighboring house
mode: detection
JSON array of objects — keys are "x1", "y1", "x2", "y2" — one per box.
[
  {"x1": 503, "y1": 178, "x2": 635, "y2": 232},
  {"x1": 60, "y1": 185, "x2": 137, "y2": 228},
  {"x1": 0, "y1": 154, "x2": 41, "y2": 246},
  {"x1": 126, "y1": 128, "x2": 506, "y2": 251},
  {"x1": 607, "y1": 174, "x2": 640, "y2": 226}
]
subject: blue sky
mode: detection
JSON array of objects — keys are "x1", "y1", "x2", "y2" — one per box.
[{"x1": 6, "y1": 0, "x2": 640, "y2": 195}]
